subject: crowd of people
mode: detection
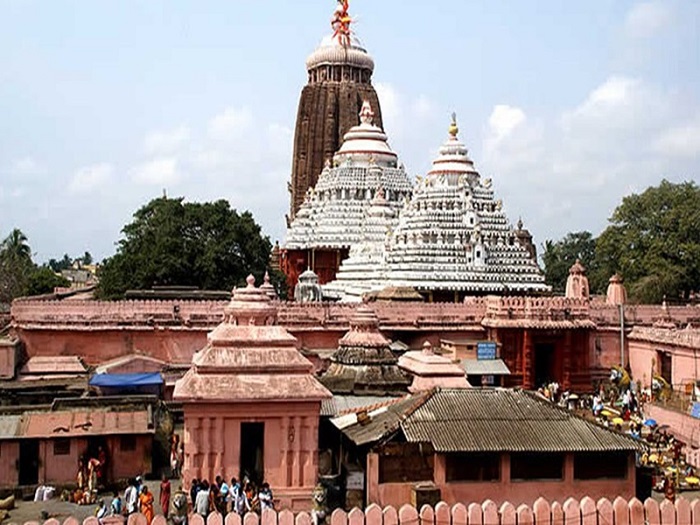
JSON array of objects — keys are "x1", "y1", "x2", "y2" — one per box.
[{"x1": 189, "y1": 476, "x2": 274, "y2": 518}]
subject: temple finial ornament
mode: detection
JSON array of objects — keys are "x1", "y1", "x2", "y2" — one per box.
[
  {"x1": 359, "y1": 100, "x2": 374, "y2": 125},
  {"x1": 449, "y1": 112, "x2": 459, "y2": 138},
  {"x1": 246, "y1": 274, "x2": 255, "y2": 288},
  {"x1": 331, "y1": 0, "x2": 352, "y2": 47}
]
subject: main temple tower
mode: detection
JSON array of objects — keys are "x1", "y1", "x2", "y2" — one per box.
[{"x1": 288, "y1": 0, "x2": 383, "y2": 221}]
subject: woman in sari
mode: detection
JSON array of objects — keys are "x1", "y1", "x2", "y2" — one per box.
[
  {"x1": 159, "y1": 475, "x2": 171, "y2": 518},
  {"x1": 139, "y1": 486, "x2": 155, "y2": 525}
]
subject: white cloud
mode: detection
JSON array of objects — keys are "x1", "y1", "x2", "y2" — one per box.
[
  {"x1": 129, "y1": 158, "x2": 181, "y2": 186},
  {"x1": 8, "y1": 156, "x2": 44, "y2": 176},
  {"x1": 68, "y1": 163, "x2": 114, "y2": 194},
  {"x1": 624, "y1": 1, "x2": 673, "y2": 40},
  {"x1": 653, "y1": 121, "x2": 700, "y2": 158},
  {"x1": 488, "y1": 105, "x2": 526, "y2": 142},
  {"x1": 567, "y1": 76, "x2": 640, "y2": 121},
  {"x1": 480, "y1": 74, "x2": 698, "y2": 247},
  {"x1": 207, "y1": 107, "x2": 253, "y2": 141},
  {"x1": 144, "y1": 125, "x2": 191, "y2": 155}
]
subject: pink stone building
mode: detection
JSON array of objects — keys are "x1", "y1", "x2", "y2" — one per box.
[
  {"x1": 0, "y1": 408, "x2": 152, "y2": 488},
  {"x1": 173, "y1": 276, "x2": 331, "y2": 511}
]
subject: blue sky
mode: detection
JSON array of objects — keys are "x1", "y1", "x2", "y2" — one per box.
[{"x1": 0, "y1": 0, "x2": 698, "y2": 262}]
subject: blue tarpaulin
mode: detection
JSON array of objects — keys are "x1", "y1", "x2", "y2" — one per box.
[{"x1": 89, "y1": 372, "x2": 163, "y2": 388}]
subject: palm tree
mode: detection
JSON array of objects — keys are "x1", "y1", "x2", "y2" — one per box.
[{"x1": 1, "y1": 228, "x2": 32, "y2": 262}]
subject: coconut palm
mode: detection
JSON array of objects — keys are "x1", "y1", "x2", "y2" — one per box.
[{"x1": 1, "y1": 228, "x2": 32, "y2": 262}]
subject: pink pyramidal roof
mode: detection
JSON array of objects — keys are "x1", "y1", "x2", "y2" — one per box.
[{"x1": 174, "y1": 275, "x2": 331, "y2": 403}]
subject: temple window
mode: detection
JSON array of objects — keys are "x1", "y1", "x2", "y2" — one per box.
[
  {"x1": 53, "y1": 438, "x2": 70, "y2": 456},
  {"x1": 574, "y1": 453, "x2": 628, "y2": 480},
  {"x1": 120, "y1": 435, "x2": 137, "y2": 452},
  {"x1": 511, "y1": 453, "x2": 564, "y2": 480},
  {"x1": 446, "y1": 453, "x2": 500, "y2": 482},
  {"x1": 379, "y1": 444, "x2": 434, "y2": 483}
]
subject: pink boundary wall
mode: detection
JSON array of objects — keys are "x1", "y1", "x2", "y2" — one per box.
[{"x1": 12, "y1": 497, "x2": 700, "y2": 525}]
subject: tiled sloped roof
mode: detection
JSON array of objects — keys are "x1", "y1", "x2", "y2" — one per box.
[
  {"x1": 401, "y1": 389, "x2": 642, "y2": 453},
  {"x1": 331, "y1": 393, "x2": 430, "y2": 446},
  {"x1": 22, "y1": 410, "x2": 153, "y2": 439},
  {"x1": 321, "y1": 395, "x2": 398, "y2": 417},
  {"x1": 20, "y1": 356, "x2": 87, "y2": 375},
  {"x1": 0, "y1": 415, "x2": 21, "y2": 439}
]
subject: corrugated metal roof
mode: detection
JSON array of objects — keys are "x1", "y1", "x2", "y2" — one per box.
[
  {"x1": 321, "y1": 395, "x2": 397, "y2": 417},
  {"x1": 461, "y1": 359, "x2": 511, "y2": 375},
  {"x1": 0, "y1": 410, "x2": 153, "y2": 440},
  {"x1": 20, "y1": 356, "x2": 87, "y2": 375},
  {"x1": 402, "y1": 389, "x2": 643, "y2": 453},
  {"x1": 331, "y1": 393, "x2": 430, "y2": 447},
  {"x1": 0, "y1": 415, "x2": 21, "y2": 439},
  {"x1": 335, "y1": 388, "x2": 643, "y2": 453}
]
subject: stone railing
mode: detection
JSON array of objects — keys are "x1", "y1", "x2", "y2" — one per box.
[
  {"x1": 19, "y1": 497, "x2": 700, "y2": 525},
  {"x1": 484, "y1": 296, "x2": 590, "y2": 320},
  {"x1": 590, "y1": 303, "x2": 700, "y2": 327},
  {"x1": 11, "y1": 299, "x2": 227, "y2": 328},
  {"x1": 11, "y1": 296, "x2": 700, "y2": 332}
]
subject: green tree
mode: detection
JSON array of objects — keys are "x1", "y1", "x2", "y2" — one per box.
[
  {"x1": 26, "y1": 266, "x2": 70, "y2": 296},
  {"x1": 97, "y1": 197, "x2": 273, "y2": 299},
  {"x1": 541, "y1": 231, "x2": 599, "y2": 293},
  {"x1": 48, "y1": 253, "x2": 73, "y2": 272},
  {"x1": 595, "y1": 179, "x2": 700, "y2": 303},
  {"x1": 0, "y1": 228, "x2": 34, "y2": 303},
  {"x1": 2, "y1": 228, "x2": 32, "y2": 262},
  {"x1": 81, "y1": 251, "x2": 93, "y2": 266}
]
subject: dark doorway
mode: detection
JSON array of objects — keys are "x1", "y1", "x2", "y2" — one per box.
[
  {"x1": 534, "y1": 343, "x2": 556, "y2": 388},
  {"x1": 659, "y1": 352, "x2": 672, "y2": 384},
  {"x1": 19, "y1": 439, "x2": 40, "y2": 486},
  {"x1": 240, "y1": 422, "x2": 264, "y2": 484}
]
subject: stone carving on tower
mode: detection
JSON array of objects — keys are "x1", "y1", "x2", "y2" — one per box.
[
  {"x1": 289, "y1": 0, "x2": 384, "y2": 221},
  {"x1": 282, "y1": 101, "x2": 412, "y2": 290},
  {"x1": 325, "y1": 115, "x2": 550, "y2": 301}
]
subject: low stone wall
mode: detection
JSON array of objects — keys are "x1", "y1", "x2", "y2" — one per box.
[{"x1": 13, "y1": 497, "x2": 700, "y2": 525}]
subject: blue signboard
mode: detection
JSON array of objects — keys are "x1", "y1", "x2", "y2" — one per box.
[
  {"x1": 477, "y1": 341, "x2": 497, "y2": 360},
  {"x1": 691, "y1": 402, "x2": 700, "y2": 420}
]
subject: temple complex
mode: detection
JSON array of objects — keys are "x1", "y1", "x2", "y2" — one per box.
[
  {"x1": 283, "y1": 101, "x2": 412, "y2": 288},
  {"x1": 173, "y1": 276, "x2": 331, "y2": 510},
  {"x1": 324, "y1": 116, "x2": 549, "y2": 302},
  {"x1": 289, "y1": 0, "x2": 384, "y2": 221}
]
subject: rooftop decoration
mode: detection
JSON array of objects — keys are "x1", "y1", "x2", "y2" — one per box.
[{"x1": 331, "y1": 0, "x2": 352, "y2": 47}]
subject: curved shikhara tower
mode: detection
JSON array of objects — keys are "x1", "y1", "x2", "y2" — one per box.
[
  {"x1": 325, "y1": 116, "x2": 549, "y2": 301},
  {"x1": 283, "y1": 101, "x2": 413, "y2": 286},
  {"x1": 289, "y1": 0, "x2": 383, "y2": 222}
]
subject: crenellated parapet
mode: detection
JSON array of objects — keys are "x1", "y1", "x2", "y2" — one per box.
[
  {"x1": 11, "y1": 298, "x2": 227, "y2": 328},
  {"x1": 11, "y1": 296, "x2": 700, "y2": 333},
  {"x1": 482, "y1": 295, "x2": 593, "y2": 329}
]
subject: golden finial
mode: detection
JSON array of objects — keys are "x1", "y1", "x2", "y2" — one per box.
[{"x1": 448, "y1": 112, "x2": 459, "y2": 138}]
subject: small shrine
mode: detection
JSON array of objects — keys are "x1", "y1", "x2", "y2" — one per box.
[
  {"x1": 398, "y1": 342, "x2": 470, "y2": 392},
  {"x1": 320, "y1": 305, "x2": 410, "y2": 395},
  {"x1": 565, "y1": 260, "x2": 590, "y2": 299},
  {"x1": 173, "y1": 275, "x2": 331, "y2": 510},
  {"x1": 606, "y1": 273, "x2": 627, "y2": 305}
]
